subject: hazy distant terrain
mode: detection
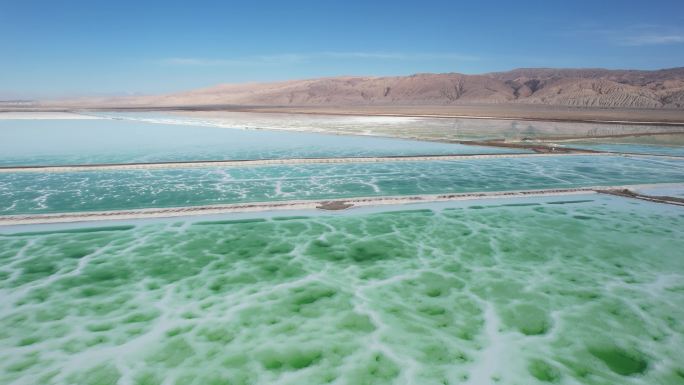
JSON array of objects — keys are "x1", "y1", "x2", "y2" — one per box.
[{"x1": 39, "y1": 67, "x2": 684, "y2": 110}]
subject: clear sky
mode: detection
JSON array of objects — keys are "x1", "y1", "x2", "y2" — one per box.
[{"x1": 2, "y1": 0, "x2": 683, "y2": 98}]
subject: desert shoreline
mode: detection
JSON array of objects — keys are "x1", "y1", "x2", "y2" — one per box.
[
  {"x1": 209, "y1": 105, "x2": 684, "y2": 126},
  {"x1": 3, "y1": 104, "x2": 684, "y2": 126}
]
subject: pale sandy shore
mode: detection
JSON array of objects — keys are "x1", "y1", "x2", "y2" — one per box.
[
  {"x1": 0, "y1": 111, "x2": 100, "y2": 119},
  {"x1": 0, "y1": 152, "x2": 617, "y2": 173},
  {"x1": 5, "y1": 104, "x2": 684, "y2": 125},
  {"x1": 2, "y1": 184, "x2": 681, "y2": 226},
  {"x1": 152, "y1": 105, "x2": 684, "y2": 126}
]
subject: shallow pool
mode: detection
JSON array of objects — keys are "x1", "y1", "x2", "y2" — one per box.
[{"x1": 0, "y1": 195, "x2": 682, "y2": 385}]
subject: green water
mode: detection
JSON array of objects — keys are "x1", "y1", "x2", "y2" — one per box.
[
  {"x1": 0, "y1": 195, "x2": 682, "y2": 385},
  {"x1": 2, "y1": 155, "x2": 684, "y2": 215}
]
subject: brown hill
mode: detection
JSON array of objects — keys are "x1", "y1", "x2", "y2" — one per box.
[{"x1": 46, "y1": 67, "x2": 684, "y2": 109}]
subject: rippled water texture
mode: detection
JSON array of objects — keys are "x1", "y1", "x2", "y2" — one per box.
[
  {"x1": 560, "y1": 143, "x2": 684, "y2": 156},
  {"x1": 0, "y1": 196, "x2": 682, "y2": 385},
  {"x1": 0, "y1": 119, "x2": 524, "y2": 166},
  {"x1": 1, "y1": 155, "x2": 683, "y2": 215}
]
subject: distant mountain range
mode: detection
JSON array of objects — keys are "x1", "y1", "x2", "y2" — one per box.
[{"x1": 50, "y1": 67, "x2": 684, "y2": 109}]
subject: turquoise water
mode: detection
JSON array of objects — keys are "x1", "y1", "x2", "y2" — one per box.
[
  {"x1": 635, "y1": 185, "x2": 684, "y2": 198},
  {"x1": 561, "y1": 143, "x2": 684, "y2": 156},
  {"x1": 0, "y1": 196, "x2": 682, "y2": 385},
  {"x1": 2, "y1": 114, "x2": 684, "y2": 385},
  {"x1": 0, "y1": 119, "x2": 525, "y2": 166},
  {"x1": 1, "y1": 155, "x2": 683, "y2": 215}
]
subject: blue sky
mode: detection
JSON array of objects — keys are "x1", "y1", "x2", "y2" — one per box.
[{"x1": 1, "y1": 0, "x2": 683, "y2": 98}]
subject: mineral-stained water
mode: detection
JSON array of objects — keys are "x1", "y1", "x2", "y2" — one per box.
[
  {"x1": 1, "y1": 155, "x2": 683, "y2": 215},
  {"x1": 0, "y1": 195, "x2": 682, "y2": 385}
]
